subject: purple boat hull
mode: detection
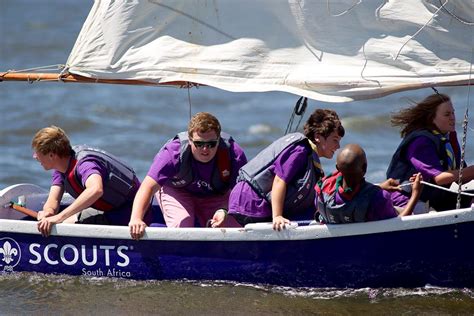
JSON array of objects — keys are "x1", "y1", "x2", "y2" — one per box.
[
  {"x1": 2, "y1": 219, "x2": 474, "y2": 288},
  {"x1": 2, "y1": 184, "x2": 474, "y2": 288}
]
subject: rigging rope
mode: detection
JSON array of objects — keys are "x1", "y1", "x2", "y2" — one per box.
[
  {"x1": 394, "y1": 0, "x2": 448, "y2": 61},
  {"x1": 187, "y1": 82, "x2": 192, "y2": 120},
  {"x1": 326, "y1": 0, "x2": 361, "y2": 17},
  {"x1": 457, "y1": 109, "x2": 469, "y2": 208},
  {"x1": 285, "y1": 97, "x2": 308, "y2": 135},
  {"x1": 455, "y1": 21, "x2": 474, "y2": 208},
  {"x1": 5, "y1": 64, "x2": 65, "y2": 73},
  {"x1": 438, "y1": 0, "x2": 474, "y2": 25},
  {"x1": 396, "y1": 181, "x2": 474, "y2": 198}
]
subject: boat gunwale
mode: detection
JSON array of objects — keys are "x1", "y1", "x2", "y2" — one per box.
[{"x1": 1, "y1": 205, "x2": 473, "y2": 241}]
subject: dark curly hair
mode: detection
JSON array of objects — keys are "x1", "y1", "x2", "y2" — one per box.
[{"x1": 303, "y1": 109, "x2": 345, "y2": 143}]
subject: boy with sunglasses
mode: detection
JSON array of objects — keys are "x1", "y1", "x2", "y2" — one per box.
[{"x1": 129, "y1": 112, "x2": 247, "y2": 238}]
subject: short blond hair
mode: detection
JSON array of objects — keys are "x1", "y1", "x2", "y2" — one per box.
[
  {"x1": 187, "y1": 112, "x2": 221, "y2": 138},
  {"x1": 32, "y1": 126, "x2": 71, "y2": 158}
]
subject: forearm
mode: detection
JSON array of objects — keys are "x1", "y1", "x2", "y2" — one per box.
[
  {"x1": 41, "y1": 186, "x2": 63, "y2": 216},
  {"x1": 434, "y1": 166, "x2": 474, "y2": 185},
  {"x1": 131, "y1": 179, "x2": 159, "y2": 221},
  {"x1": 271, "y1": 176, "x2": 287, "y2": 219},
  {"x1": 42, "y1": 202, "x2": 59, "y2": 215},
  {"x1": 56, "y1": 187, "x2": 103, "y2": 222},
  {"x1": 399, "y1": 190, "x2": 421, "y2": 216}
]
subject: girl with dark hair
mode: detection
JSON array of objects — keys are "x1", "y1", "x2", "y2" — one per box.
[
  {"x1": 387, "y1": 93, "x2": 474, "y2": 212},
  {"x1": 221, "y1": 109, "x2": 345, "y2": 231}
]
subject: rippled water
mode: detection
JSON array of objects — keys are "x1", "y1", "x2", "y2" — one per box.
[
  {"x1": 1, "y1": 273, "x2": 474, "y2": 315},
  {"x1": 2, "y1": 1, "x2": 474, "y2": 314}
]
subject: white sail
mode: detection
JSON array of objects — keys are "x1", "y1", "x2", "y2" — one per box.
[{"x1": 66, "y1": 0, "x2": 474, "y2": 102}]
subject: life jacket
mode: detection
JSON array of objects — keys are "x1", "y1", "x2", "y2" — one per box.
[
  {"x1": 165, "y1": 132, "x2": 233, "y2": 193},
  {"x1": 64, "y1": 145, "x2": 138, "y2": 211},
  {"x1": 386, "y1": 129, "x2": 461, "y2": 203},
  {"x1": 315, "y1": 171, "x2": 379, "y2": 224},
  {"x1": 238, "y1": 132, "x2": 320, "y2": 211}
]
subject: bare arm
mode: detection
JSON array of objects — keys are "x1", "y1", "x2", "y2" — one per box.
[
  {"x1": 271, "y1": 175, "x2": 290, "y2": 231},
  {"x1": 378, "y1": 178, "x2": 400, "y2": 192},
  {"x1": 399, "y1": 173, "x2": 423, "y2": 217},
  {"x1": 55, "y1": 174, "x2": 104, "y2": 221},
  {"x1": 37, "y1": 185, "x2": 63, "y2": 221},
  {"x1": 129, "y1": 176, "x2": 160, "y2": 240},
  {"x1": 37, "y1": 174, "x2": 104, "y2": 236},
  {"x1": 433, "y1": 165, "x2": 474, "y2": 186}
]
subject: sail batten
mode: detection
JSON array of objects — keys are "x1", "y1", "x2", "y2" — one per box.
[{"x1": 56, "y1": 1, "x2": 474, "y2": 101}]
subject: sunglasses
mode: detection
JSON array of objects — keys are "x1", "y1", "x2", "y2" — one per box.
[{"x1": 191, "y1": 139, "x2": 219, "y2": 149}]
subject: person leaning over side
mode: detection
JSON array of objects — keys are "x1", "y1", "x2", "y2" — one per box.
[
  {"x1": 32, "y1": 126, "x2": 144, "y2": 237},
  {"x1": 387, "y1": 93, "x2": 474, "y2": 212},
  {"x1": 316, "y1": 144, "x2": 423, "y2": 224},
  {"x1": 129, "y1": 112, "x2": 247, "y2": 239},
  {"x1": 219, "y1": 109, "x2": 345, "y2": 231}
]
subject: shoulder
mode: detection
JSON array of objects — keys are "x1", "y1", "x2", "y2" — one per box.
[
  {"x1": 404, "y1": 130, "x2": 438, "y2": 146},
  {"x1": 282, "y1": 141, "x2": 310, "y2": 155},
  {"x1": 76, "y1": 159, "x2": 106, "y2": 178},
  {"x1": 157, "y1": 137, "x2": 182, "y2": 157},
  {"x1": 275, "y1": 143, "x2": 309, "y2": 165}
]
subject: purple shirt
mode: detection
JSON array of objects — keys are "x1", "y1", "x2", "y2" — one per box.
[
  {"x1": 52, "y1": 158, "x2": 107, "y2": 188},
  {"x1": 147, "y1": 137, "x2": 247, "y2": 195},
  {"x1": 391, "y1": 136, "x2": 444, "y2": 207},
  {"x1": 228, "y1": 143, "x2": 312, "y2": 218},
  {"x1": 51, "y1": 154, "x2": 140, "y2": 225}
]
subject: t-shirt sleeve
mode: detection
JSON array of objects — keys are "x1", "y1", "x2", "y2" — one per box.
[
  {"x1": 146, "y1": 139, "x2": 181, "y2": 186},
  {"x1": 273, "y1": 144, "x2": 309, "y2": 183},
  {"x1": 366, "y1": 189, "x2": 398, "y2": 221},
  {"x1": 51, "y1": 170, "x2": 65, "y2": 186},
  {"x1": 229, "y1": 140, "x2": 248, "y2": 186},
  {"x1": 75, "y1": 160, "x2": 108, "y2": 186},
  {"x1": 405, "y1": 136, "x2": 444, "y2": 181}
]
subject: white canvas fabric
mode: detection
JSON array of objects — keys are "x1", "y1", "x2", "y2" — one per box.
[{"x1": 66, "y1": 0, "x2": 474, "y2": 102}]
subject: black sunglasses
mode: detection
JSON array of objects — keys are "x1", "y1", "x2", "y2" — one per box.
[{"x1": 191, "y1": 139, "x2": 219, "y2": 148}]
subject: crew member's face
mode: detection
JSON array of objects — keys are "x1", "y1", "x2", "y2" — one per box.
[
  {"x1": 33, "y1": 151, "x2": 56, "y2": 170},
  {"x1": 315, "y1": 131, "x2": 342, "y2": 159},
  {"x1": 189, "y1": 130, "x2": 219, "y2": 163},
  {"x1": 433, "y1": 101, "x2": 455, "y2": 134}
]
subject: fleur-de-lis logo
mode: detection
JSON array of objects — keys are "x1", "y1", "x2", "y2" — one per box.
[
  {"x1": 0, "y1": 238, "x2": 21, "y2": 270},
  {"x1": 0, "y1": 241, "x2": 18, "y2": 264}
]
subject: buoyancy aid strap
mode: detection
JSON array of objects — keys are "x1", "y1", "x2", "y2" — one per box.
[
  {"x1": 216, "y1": 146, "x2": 231, "y2": 183},
  {"x1": 66, "y1": 158, "x2": 82, "y2": 195},
  {"x1": 66, "y1": 158, "x2": 114, "y2": 212},
  {"x1": 449, "y1": 131, "x2": 461, "y2": 163}
]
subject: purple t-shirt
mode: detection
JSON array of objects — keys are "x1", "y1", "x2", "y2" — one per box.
[
  {"x1": 391, "y1": 136, "x2": 444, "y2": 207},
  {"x1": 228, "y1": 143, "x2": 312, "y2": 218},
  {"x1": 51, "y1": 155, "x2": 141, "y2": 225},
  {"x1": 52, "y1": 158, "x2": 107, "y2": 188},
  {"x1": 147, "y1": 137, "x2": 247, "y2": 195}
]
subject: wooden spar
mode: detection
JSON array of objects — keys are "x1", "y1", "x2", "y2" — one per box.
[
  {"x1": 8, "y1": 203, "x2": 38, "y2": 219},
  {"x1": 0, "y1": 72, "x2": 196, "y2": 87}
]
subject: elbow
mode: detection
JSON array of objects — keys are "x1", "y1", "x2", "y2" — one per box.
[{"x1": 92, "y1": 186, "x2": 104, "y2": 199}]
